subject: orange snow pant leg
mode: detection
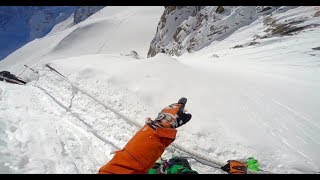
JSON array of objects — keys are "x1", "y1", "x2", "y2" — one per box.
[{"x1": 98, "y1": 125, "x2": 177, "y2": 174}]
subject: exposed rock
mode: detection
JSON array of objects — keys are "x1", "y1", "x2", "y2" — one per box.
[
  {"x1": 147, "y1": 6, "x2": 200, "y2": 57},
  {"x1": 164, "y1": 6, "x2": 177, "y2": 14},
  {"x1": 233, "y1": 44, "x2": 244, "y2": 48},
  {"x1": 73, "y1": 6, "x2": 104, "y2": 24},
  {"x1": 216, "y1": 6, "x2": 224, "y2": 14},
  {"x1": 263, "y1": 16, "x2": 320, "y2": 37},
  {"x1": 248, "y1": 41, "x2": 260, "y2": 46},
  {"x1": 147, "y1": 45, "x2": 157, "y2": 58},
  {"x1": 260, "y1": 6, "x2": 273, "y2": 12},
  {"x1": 121, "y1": 50, "x2": 141, "y2": 59},
  {"x1": 148, "y1": 6, "x2": 318, "y2": 58}
]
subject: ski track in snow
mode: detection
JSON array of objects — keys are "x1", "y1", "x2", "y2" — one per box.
[
  {"x1": 0, "y1": 69, "x2": 230, "y2": 174},
  {"x1": 238, "y1": 85, "x2": 320, "y2": 173},
  {"x1": 0, "y1": 73, "x2": 137, "y2": 173},
  {"x1": 0, "y1": 81, "x2": 111, "y2": 173},
  {"x1": 35, "y1": 71, "x2": 221, "y2": 173}
]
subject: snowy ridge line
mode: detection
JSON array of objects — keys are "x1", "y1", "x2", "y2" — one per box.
[{"x1": 44, "y1": 64, "x2": 271, "y2": 174}]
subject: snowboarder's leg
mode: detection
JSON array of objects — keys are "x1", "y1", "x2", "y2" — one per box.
[{"x1": 98, "y1": 98, "x2": 192, "y2": 174}]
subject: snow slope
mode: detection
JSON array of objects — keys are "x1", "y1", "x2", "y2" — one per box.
[
  {"x1": 0, "y1": 6, "x2": 163, "y2": 76},
  {"x1": 1, "y1": 6, "x2": 320, "y2": 174}
]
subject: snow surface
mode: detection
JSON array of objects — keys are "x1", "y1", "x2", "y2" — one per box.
[{"x1": 0, "y1": 6, "x2": 320, "y2": 174}]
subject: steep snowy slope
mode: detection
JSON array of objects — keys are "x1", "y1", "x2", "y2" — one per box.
[
  {"x1": 0, "y1": 6, "x2": 320, "y2": 174},
  {"x1": 0, "y1": 6, "x2": 164, "y2": 78}
]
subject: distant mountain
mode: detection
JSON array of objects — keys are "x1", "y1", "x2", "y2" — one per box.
[{"x1": 0, "y1": 6, "x2": 104, "y2": 61}]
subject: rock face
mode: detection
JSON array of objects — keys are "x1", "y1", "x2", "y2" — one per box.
[
  {"x1": 73, "y1": 6, "x2": 104, "y2": 24},
  {"x1": 147, "y1": 6, "x2": 201, "y2": 57},
  {"x1": 147, "y1": 6, "x2": 292, "y2": 57}
]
